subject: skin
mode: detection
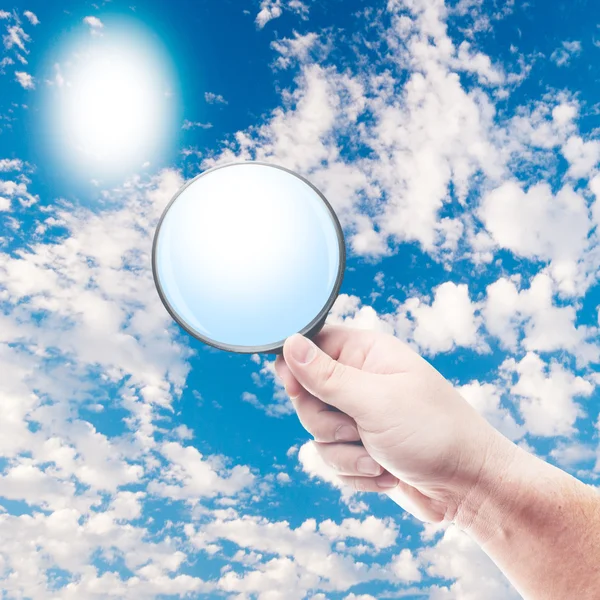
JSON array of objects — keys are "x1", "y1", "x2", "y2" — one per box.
[{"x1": 274, "y1": 324, "x2": 600, "y2": 599}]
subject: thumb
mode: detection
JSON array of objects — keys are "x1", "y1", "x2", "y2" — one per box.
[{"x1": 283, "y1": 333, "x2": 375, "y2": 417}]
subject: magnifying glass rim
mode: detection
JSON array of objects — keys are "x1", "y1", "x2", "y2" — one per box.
[{"x1": 152, "y1": 160, "x2": 346, "y2": 355}]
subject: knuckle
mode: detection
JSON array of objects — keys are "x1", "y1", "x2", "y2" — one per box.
[
  {"x1": 320, "y1": 360, "x2": 347, "y2": 392},
  {"x1": 310, "y1": 413, "x2": 335, "y2": 442},
  {"x1": 329, "y1": 449, "x2": 344, "y2": 472},
  {"x1": 315, "y1": 443, "x2": 342, "y2": 471}
]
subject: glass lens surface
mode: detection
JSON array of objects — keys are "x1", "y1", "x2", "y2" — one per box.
[{"x1": 154, "y1": 163, "x2": 341, "y2": 350}]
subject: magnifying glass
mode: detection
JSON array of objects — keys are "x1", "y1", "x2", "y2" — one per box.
[{"x1": 152, "y1": 161, "x2": 346, "y2": 355}]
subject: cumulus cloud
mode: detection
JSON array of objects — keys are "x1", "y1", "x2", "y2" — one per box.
[
  {"x1": 550, "y1": 40, "x2": 582, "y2": 67},
  {"x1": 390, "y1": 548, "x2": 422, "y2": 583},
  {"x1": 14, "y1": 70, "x2": 34, "y2": 88},
  {"x1": 420, "y1": 525, "x2": 521, "y2": 599},
  {"x1": 405, "y1": 283, "x2": 482, "y2": 355},
  {"x1": 479, "y1": 182, "x2": 594, "y2": 294},
  {"x1": 204, "y1": 91, "x2": 228, "y2": 105},
  {"x1": 0, "y1": 158, "x2": 23, "y2": 171},
  {"x1": 255, "y1": 0, "x2": 311, "y2": 29},
  {"x1": 297, "y1": 441, "x2": 369, "y2": 513},
  {"x1": 148, "y1": 441, "x2": 255, "y2": 501},
  {"x1": 189, "y1": 510, "x2": 399, "y2": 597},
  {"x1": 325, "y1": 285, "x2": 482, "y2": 357},
  {"x1": 23, "y1": 10, "x2": 39, "y2": 25},
  {"x1": 549, "y1": 441, "x2": 596, "y2": 468},
  {"x1": 561, "y1": 135, "x2": 600, "y2": 179},
  {"x1": 482, "y1": 273, "x2": 600, "y2": 364},
  {"x1": 271, "y1": 31, "x2": 321, "y2": 69},
  {"x1": 83, "y1": 15, "x2": 103, "y2": 34},
  {"x1": 501, "y1": 352, "x2": 594, "y2": 437}
]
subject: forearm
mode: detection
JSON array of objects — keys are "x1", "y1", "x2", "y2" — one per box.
[{"x1": 454, "y1": 432, "x2": 600, "y2": 599}]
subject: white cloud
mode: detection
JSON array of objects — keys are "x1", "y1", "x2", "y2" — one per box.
[
  {"x1": 204, "y1": 91, "x2": 228, "y2": 105},
  {"x1": 561, "y1": 135, "x2": 600, "y2": 179},
  {"x1": 211, "y1": 0, "x2": 544, "y2": 263},
  {"x1": 390, "y1": 548, "x2": 422, "y2": 583},
  {"x1": 0, "y1": 158, "x2": 23, "y2": 171},
  {"x1": 83, "y1": 15, "x2": 104, "y2": 34},
  {"x1": 23, "y1": 10, "x2": 39, "y2": 25},
  {"x1": 405, "y1": 282, "x2": 482, "y2": 355},
  {"x1": 3, "y1": 25, "x2": 30, "y2": 53},
  {"x1": 297, "y1": 441, "x2": 368, "y2": 513},
  {"x1": 318, "y1": 516, "x2": 398, "y2": 550},
  {"x1": 0, "y1": 56, "x2": 14, "y2": 71},
  {"x1": 182, "y1": 119, "x2": 212, "y2": 130},
  {"x1": 501, "y1": 352, "x2": 594, "y2": 437},
  {"x1": 15, "y1": 70, "x2": 34, "y2": 89},
  {"x1": 276, "y1": 471, "x2": 291, "y2": 483},
  {"x1": 420, "y1": 524, "x2": 521, "y2": 599},
  {"x1": 0, "y1": 177, "x2": 38, "y2": 207},
  {"x1": 209, "y1": 0, "x2": 600, "y2": 288},
  {"x1": 591, "y1": 174, "x2": 600, "y2": 226},
  {"x1": 255, "y1": 0, "x2": 310, "y2": 29},
  {"x1": 256, "y1": 0, "x2": 283, "y2": 28},
  {"x1": 194, "y1": 511, "x2": 393, "y2": 598},
  {"x1": 148, "y1": 441, "x2": 255, "y2": 501},
  {"x1": 481, "y1": 276, "x2": 522, "y2": 349},
  {"x1": 549, "y1": 441, "x2": 596, "y2": 468},
  {"x1": 479, "y1": 181, "x2": 593, "y2": 294},
  {"x1": 271, "y1": 31, "x2": 321, "y2": 69},
  {"x1": 323, "y1": 285, "x2": 483, "y2": 358},
  {"x1": 327, "y1": 293, "x2": 397, "y2": 336},
  {"x1": 482, "y1": 273, "x2": 600, "y2": 364},
  {"x1": 242, "y1": 389, "x2": 294, "y2": 418},
  {"x1": 550, "y1": 40, "x2": 582, "y2": 67}
]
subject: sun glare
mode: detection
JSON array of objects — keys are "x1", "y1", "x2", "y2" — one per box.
[{"x1": 49, "y1": 20, "x2": 178, "y2": 182}]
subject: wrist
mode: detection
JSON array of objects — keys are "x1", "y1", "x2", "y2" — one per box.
[{"x1": 450, "y1": 429, "x2": 531, "y2": 546}]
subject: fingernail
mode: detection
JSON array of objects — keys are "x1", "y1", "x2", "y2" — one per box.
[
  {"x1": 335, "y1": 425, "x2": 359, "y2": 442},
  {"x1": 357, "y1": 456, "x2": 382, "y2": 476},
  {"x1": 289, "y1": 334, "x2": 316, "y2": 364},
  {"x1": 376, "y1": 472, "x2": 399, "y2": 488}
]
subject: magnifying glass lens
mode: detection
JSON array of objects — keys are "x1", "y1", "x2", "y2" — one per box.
[{"x1": 152, "y1": 162, "x2": 345, "y2": 354}]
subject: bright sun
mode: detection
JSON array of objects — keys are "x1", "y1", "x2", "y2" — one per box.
[{"x1": 52, "y1": 22, "x2": 177, "y2": 180}]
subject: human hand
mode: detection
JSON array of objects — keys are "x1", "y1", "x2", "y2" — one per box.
[{"x1": 274, "y1": 324, "x2": 516, "y2": 524}]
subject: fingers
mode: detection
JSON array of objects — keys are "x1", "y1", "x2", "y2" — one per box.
[
  {"x1": 314, "y1": 441, "x2": 384, "y2": 476},
  {"x1": 274, "y1": 355, "x2": 303, "y2": 399},
  {"x1": 275, "y1": 356, "x2": 360, "y2": 442},
  {"x1": 311, "y1": 324, "x2": 376, "y2": 367},
  {"x1": 385, "y1": 481, "x2": 447, "y2": 523},
  {"x1": 282, "y1": 333, "x2": 380, "y2": 417},
  {"x1": 296, "y1": 394, "x2": 360, "y2": 443},
  {"x1": 337, "y1": 472, "x2": 399, "y2": 491}
]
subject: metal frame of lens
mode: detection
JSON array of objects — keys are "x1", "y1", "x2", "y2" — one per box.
[{"x1": 152, "y1": 161, "x2": 346, "y2": 355}]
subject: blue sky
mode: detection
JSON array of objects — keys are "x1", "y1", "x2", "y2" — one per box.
[{"x1": 0, "y1": 0, "x2": 599, "y2": 598}]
